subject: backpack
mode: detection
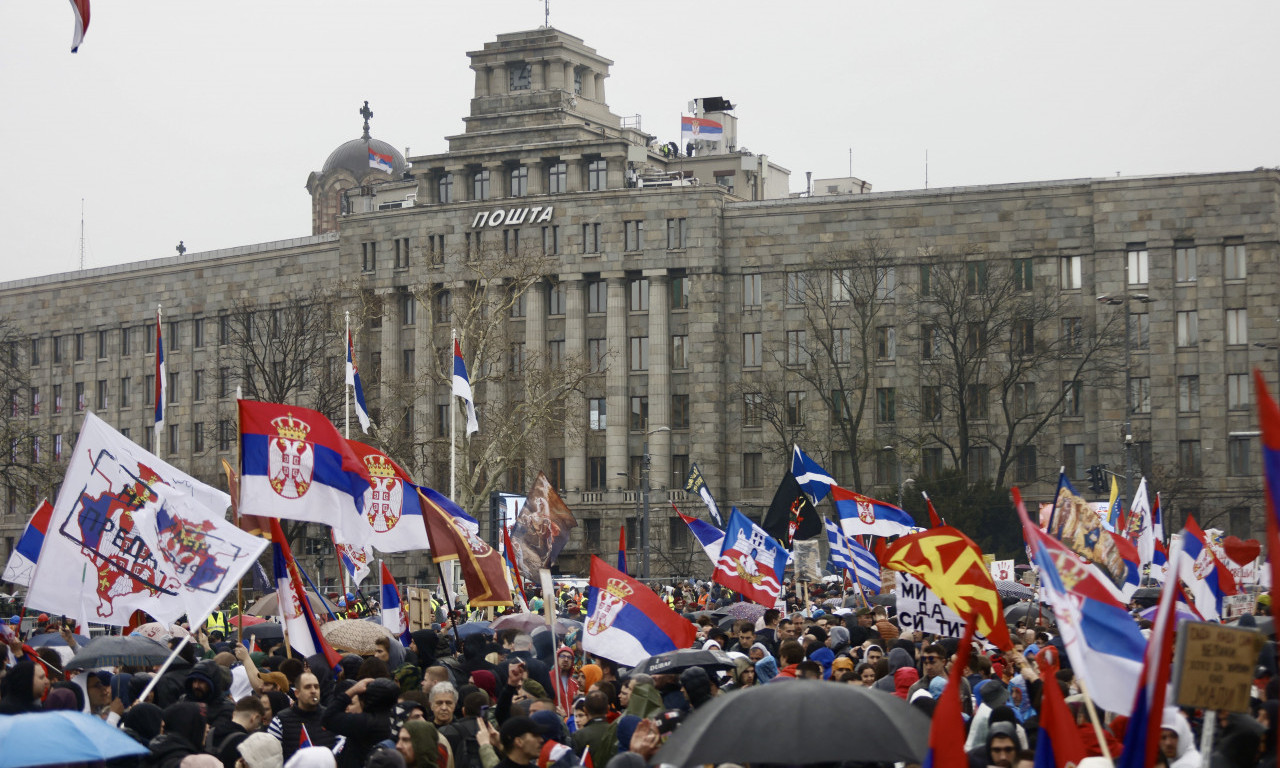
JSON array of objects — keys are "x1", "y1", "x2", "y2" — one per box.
[{"x1": 440, "y1": 722, "x2": 482, "y2": 768}]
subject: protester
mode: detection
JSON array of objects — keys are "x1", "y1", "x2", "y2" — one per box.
[
  {"x1": 0, "y1": 659, "x2": 47, "y2": 714},
  {"x1": 267, "y1": 671, "x2": 336, "y2": 762}
]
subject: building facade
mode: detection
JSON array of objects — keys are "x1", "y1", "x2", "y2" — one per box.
[{"x1": 2, "y1": 28, "x2": 1278, "y2": 587}]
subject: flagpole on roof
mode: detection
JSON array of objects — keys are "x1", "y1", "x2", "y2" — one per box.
[{"x1": 155, "y1": 304, "x2": 163, "y2": 461}]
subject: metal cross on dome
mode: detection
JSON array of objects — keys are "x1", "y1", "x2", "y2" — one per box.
[{"x1": 360, "y1": 101, "x2": 374, "y2": 140}]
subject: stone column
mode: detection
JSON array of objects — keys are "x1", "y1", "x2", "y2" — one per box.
[
  {"x1": 525, "y1": 158, "x2": 544, "y2": 196},
  {"x1": 378, "y1": 290, "x2": 399, "y2": 407},
  {"x1": 446, "y1": 165, "x2": 469, "y2": 202},
  {"x1": 413, "y1": 287, "x2": 432, "y2": 480},
  {"x1": 564, "y1": 62, "x2": 576, "y2": 93},
  {"x1": 646, "y1": 271, "x2": 670, "y2": 493},
  {"x1": 605, "y1": 273, "x2": 628, "y2": 491},
  {"x1": 490, "y1": 164, "x2": 507, "y2": 201},
  {"x1": 531, "y1": 59, "x2": 546, "y2": 91},
  {"x1": 594, "y1": 73, "x2": 607, "y2": 104},
  {"x1": 524, "y1": 279, "x2": 547, "y2": 473},
  {"x1": 473, "y1": 66, "x2": 488, "y2": 98},
  {"x1": 562, "y1": 275, "x2": 586, "y2": 491},
  {"x1": 605, "y1": 154, "x2": 627, "y2": 191},
  {"x1": 546, "y1": 57, "x2": 564, "y2": 90},
  {"x1": 562, "y1": 155, "x2": 583, "y2": 193},
  {"x1": 581, "y1": 68, "x2": 596, "y2": 101}
]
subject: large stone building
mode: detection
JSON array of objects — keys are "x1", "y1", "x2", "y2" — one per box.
[{"x1": 3, "y1": 27, "x2": 1277, "y2": 588}]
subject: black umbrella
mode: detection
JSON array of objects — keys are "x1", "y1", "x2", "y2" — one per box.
[
  {"x1": 67, "y1": 635, "x2": 172, "y2": 669},
  {"x1": 870, "y1": 593, "x2": 897, "y2": 607},
  {"x1": 630, "y1": 648, "x2": 736, "y2": 676},
  {"x1": 1004, "y1": 601, "x2": 1055, "y2": 628},
  {"x1": 241, "y1": 622, "x2": 285, "y2": 645},
  {"x1": 654, "y1": 679, "x2": 930, "y2": 766}
]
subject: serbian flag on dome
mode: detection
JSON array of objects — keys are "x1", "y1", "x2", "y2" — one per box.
[
  {"x1": 680, "y1": 116, "x2": 723, "y2": 143},
  {"x1": 582, "y1": 556, "x2": 697, "y2": 666},
  {"x1": 883, "y1": 524, "x2": 1013, "y2": 650},
  {"x1": 369, "y1": 147, "x2": 395, "y2": 174},
  {"x1": 712, "y1": 509, "x2": 789, "y2": 607},
  {"x1": 69, "y1": 0, "x2": 90, "y2": 53},
  {"x1": 238, "y1": 400, "x2": 374, "y2": 546},
  {"x1": 833, "y1": 486, "x2": 916, "y2": 538},
  {"x1": 1257, "y1": 370, "x2": 1280, "y2": 630},
  {"x1": 341, "y1": 439, "x2": 430, "y2": 553}
]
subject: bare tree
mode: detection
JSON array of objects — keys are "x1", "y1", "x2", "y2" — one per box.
[
  {"x1": 1, "y1": 318, "x2": 61, "y2": 512},
  {"x1": 902, "y1": 252, "x2": 1123, "y2": 487}
]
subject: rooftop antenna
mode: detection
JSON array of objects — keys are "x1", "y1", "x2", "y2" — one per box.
[
  {"x1": 925, "y1": 149, "x2": 929, "y2": 189},
  {"x1": 79, "y1": 198, "x2": 85, "y2": 271},
  {"x1": 848, "y1": 148, "x2": 852, "y2": 178},
  {"x1": 544, "y1": 0, "x2": 551, "y2": 28}
]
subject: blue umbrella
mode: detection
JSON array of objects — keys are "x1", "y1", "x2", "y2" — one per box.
[
  {"x1": 26, "y1": 632, "x2": 89, "y2": 647},
  {"x1": 454, "y1": 621, "x2": 493, "y2": 639},
  {"x1": 0, "y1": 710, "x2": 150, "y2": 767}
]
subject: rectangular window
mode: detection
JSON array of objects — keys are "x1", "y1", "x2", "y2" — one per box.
[
  {"x1": 1063, "y1": 444, "x2": 1086, "y2": 482},
  {"x1": 1175, "y1": 243, "x2": 1197, "y2": 282},
  {"x1": 742, "y1": 332, "x2": 762, "y2": 367},
  {"x1": 548, "y1": 458, "x2": 565, "y2": 491},
  {"x1": 169, "y1": 424, "x2": 180, "y2": 455},
  {"x1": 53, "y1": 335, "x2": 64, "y2": 363},
  {"x1": 547, "y1": 162, "x2": 567, "y2": 194},
  {"x1": 1176, "y1": 311, "x2": 1198, "y2": 347},
  {"x1": 542, "y1": 225, "x2": 560, "y2": 255},
  {"x1": 1228, "y1": 438, "x2": 1252, "y2": 476},
  {"x1": 1013, "y1": 319, "x2": 1035, "y2": 355},
  {"x1": 507, "y1": 343, "x2": 525, "y2": 374},
  {"x1": 29, "y1": 338, "x2": 40, "y2": 366},
  {"x1": 28, "y1": 387, "x2": 38, "y2": 416},
  {"x1": 582, "y1": 223, "x2": 600, "y2": 253},
  {"x1": 671, "y1": 335, "x2": 688, "y2": 369},
  {"x1": 589, "y1": 398, "x2": 607, "y2": 430},
  {"x1": 510, "y1": 165, "x2": 528, "y2": 197},
  {"x1": 785, "y1": 391, "x2": 805, "y2": 426},
  {"x1": 193, "y1": 423, "x2": 204, "y2": 454},
  {"x1": 875, "y1": 266, "x2": 896, "y2": 300},
  {"x1": 75, "y1": 332, "x2": 84, "y2": 361},
  {"x1": 581, "y1": 517, "x2": 600, "y2": 549},
  {"x1": 218, "y1": 368, "x2": 231, "y2": 399},
  {"x1": 1224, "y1": 238, "x2": 1247, "y2": 280},
  {"x1": 1127, "y1": 245, "x2": 1149, "y2": 285},
  {"x1": 832, "y1": 390, "x2": 851, "y2": 424},
  {"x1": 588, "y1": 338, "x2": 607, "y2": 372},
  {"x1": 1178, "y1": 375, "x2": 1199, "y2": 412},
  {"x1": 669, "y1": 515, "x2": 690, "y2": 549},
  {"x1": 433, "y1": 291, "x2": 451, "y2": 324},
  {"x1": 587, "y1": 281, "x2": 606, "y2": 313},
  {"x1": 401, "y1": 293, "x2": 417, "y2": 325},
  {"x1": 547, "y1": 339, "x2": 565, "y2": 368},
  {"x1": 921, "y1": 386, "x2": 943, "y2": 421},
  {"x1": 967, "y1": 446, "x2": 990, "y2": 483},
  {"x1": 666, "y1": 218, "x2": 687, "y2": 249},
  {"x1": 54, "y1": 433, "x2": 63, "y2": 461},
  {"x1": 144, "y1": 376, "x2": 154, "y2": 406},
  {"x1": 876, "y1": 326, "x2": 896, "y2": 360},
  {"x1": 168, "y1": 372, "x2": 179, "y2": 404},
  {"x1": 361, "y1": 241, "x2": 376, "y2": 272},
  {"x1": 629, "y1": 336, "x2": 649, "y2": 371},
  {"x1": 876, "y1": 387, "x2": 896, "y2": 423},
  {"x1": 588, "y1": 457, "x2": 607, "y2": 490},
  {"x1": 875, "y1": 452, "x2": 898, "y2": 486},
  {"x1": 218, "y1": 316, "x2": 230, "y2": 346},
  {"x1": 168, "y1": 321, "x2": 180, "y2": 350},
  {"x1": 1014, "y1": 446, "x2": 1038, "y2": 484},
  {"x1": 548, "y1": 283, "x2": 566, "y2": 316},
  {"x1": 1012, "y1": 382, "x2": 1036, "y2": 418},
  {"x1": 671, "y1": 275, "x2": 690, "y2": 309},
  {"x1": 53, "y1": 384, "x2": 62, "y2": 413},
  {"x1": 1229, "y1": 507, "x2": 1251, "y2": 538},
  {"x1": 629, "y1": 278, "x2": 649, "y2": 312},
  {"x1": 624, "y1": 220, "x2": 643, "y2": 251},
  {"x1": 218, "y1": 420, "x2": 234, "y2": 452},
  {"x1": 193, "y1": 369, "x2": 204, "y2": 401},
  {"x1": 119, "y1": 377, "x2": 130, "y2": 409},
  {"x1": 1129, "y1": 314, "x2": 1150, "y2": 350},
  {"x1": 964, "y1": 322, "x2": 987, "y2": 356},
  {"x1": 832, "y1": 328, "x2": 851, "y2": 364},
  {"x1": 509, "y1": 292, "x2": 526, "y2": 319},
  {"x1": 786, "y1": 272, "x2": 809, "y2": 304},
  {"x1": 97, "y1": 329, "x2": 109, "y2": 359},
  {"x1": 587, "y1": 159, "x2": 607, "y2": 191},
  {"x1": 1013, "y1": 258, "x2": 1033, "y2": 291},
  {"x1": 742, "y1": 453, "x2": 763, "y2": 488},
  {"x1": 918, "y1": 265, "x2": 932, "y2": 298},
  {"x1": 965, "y1": 261, "x2": 988, "y2": 294},
  {"x1": 671, "y1": 394, "x2": 690, "y2": 429},
  {"x1": 922, "y1": 447, "x2": 944, "y2": 481},
  {"x1": 714, "y1": 172, "x2": 735, "y2": 194},
  {"x1": 437, "y1": 173, "x2": 453, "y2": 203},
  {"x1": 921, "y1": 325, "x2": 940, "y2": 359},
  {"x1": 1228, "y1": 373, "x2": 1251, "y2": 410},
  {"x1": 821, "y1": 268, "x2": 850, "y2": 305},
  {"x1": 965, "y1": 384, "x2": 988, "y2": 420},
  {"x1": 75, "y1": 382, "x2": 85, "y2": 411},
  {"x1": 743, "y1": 393, "x2": 763, "y2": 427},
  {"x1": 1130, "y1": 377, "x2": 1151, "y2": 413},
  {"x1": 1060, "y1": 256, "x2": 1082, "y2": 289},
  {"x1": 630, "y1": 396, "x2": 648, "y2": 431},
  {"x1": 1226, "y1": 309, "x2": 1248, "y2": 345},
  {"x1": 472, "y1": 169, "x2": 491, "y2": 200},
  {"x1": 743, "y1": 274, "x2": 762, "y2": 307},
  {"x1": 785, "y1": 330, "x2": 807, "y2": 366},
  {"x1": 1179, "y1": 440, "x2": 1202, "y2": 476}
]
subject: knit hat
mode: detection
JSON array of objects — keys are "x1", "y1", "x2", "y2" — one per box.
[
  {"x1": 521, "y1": 679, "x2": 548, "y2": 698},
  {"x1": 360, "y1": 678, "x2": 401, "y2": 711},
  {"x1": 238, "y1": 732, "x2": 284, "y2": 768}
]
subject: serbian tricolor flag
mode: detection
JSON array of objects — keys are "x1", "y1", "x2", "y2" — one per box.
[
  {"x1": 69, "y1": 0, "x2": 89, "y2": 53},
  {"x1": 155, "y1": 308, "x2": 166, "y2": 444},
  {"x1": 1032, "y1": 646, "x2": 1087, "y2": 768},
  {"x1": 1257, "y1": 370, "x2": 1280, "y2": 632},
  {"x1": 380, "y1": 562, "x2": 411, "y2": 647},
  {"x1": 418, "y1": 486, "x2": 512, "y2": 606},
  {"x1": 617, "y1": 527, "x2": 627, "y2": 574},
  {"x1": 923, "y1": 619, "x2": 977, "y2": 768},
  {"x1": 239, "y1": 400, "x2": 374, "y2": 546},
  {"x1": 1, "y1": 499, "x2": 53, "y2": 588},
  {"x1": 369, "y1": 147, "x2": 395, "y2": 174},
  {"x1": 712, "y1": 509, "x2": 789, "y2": 607},
  {"x1": 833, "y1": 486, "x2": 916, "y2": 538},
  {"x1": 582, "y1": 556, "x2": 697, "y2": 666},
  {"x1": 453, "y1": 338, "x2": 480, "y2": 436},
  {"x1": 678, "y1": 511, "x2": 725, "y2": 567},
  {"x1": 298, "y1": 725, "x2": 313, "y2": 750},
  {"x1": 680, "y1": 116, "x2": 723, "y2": 143},
  {"x1": 342, "y1": 439, "x2": 431, "y2": 553},
  {"x1": 1178, "y1": 514, "x2": 1236, "y2": 621},
  {"x1": 270, "y1": 518, "x2": 342, "y2": 672},
  {"x1": 346, "y1": 330, "x2": 371, "y2": 433}
]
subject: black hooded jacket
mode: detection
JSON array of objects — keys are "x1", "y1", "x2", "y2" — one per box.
[
  {"x1": 145, "y1": 703, "x2": 206, "y2": 768},
  {"x1": 321, "y1": 680, "x2": 398, "y2": 768},
  {"x1": 0, "y1": 660, "x2": 43, "y2": 714},
  {"x1": 182, "y1": 659, "x2": 234, "y2": 732}
]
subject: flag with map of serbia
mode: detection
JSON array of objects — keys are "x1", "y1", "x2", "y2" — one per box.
[{"x1": 25, "y1": 413, "x2": 265, "y2": 626}]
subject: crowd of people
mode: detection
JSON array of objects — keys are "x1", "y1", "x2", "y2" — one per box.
[{"x1": 0, "y1": 579, "x2": 1276, "y2": 768}]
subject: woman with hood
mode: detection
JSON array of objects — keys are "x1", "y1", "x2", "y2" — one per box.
[
  {"x1": 147, "y1": 702, "x2": 208, "y2": 768},
  {"x1": 872, "y1": 648, "x2": 915, "y2": 694},
  {"x1": 1161, "y1": 709, "x2": 1201, "y2": 768},
  {"x1": 0, "y1": 659, "x2": 47, "y2": 714}
]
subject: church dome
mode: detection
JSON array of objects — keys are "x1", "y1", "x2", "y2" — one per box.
[{"x1": 321, "y1": 136, "x2": 407, "y2": 179}]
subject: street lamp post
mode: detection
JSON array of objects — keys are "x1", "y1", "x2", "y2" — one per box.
[
  {"x1": 898, "y1": 477, "x2": 915, "y2": 510},
  {"x1": 1098, "y1": 292, "x2": 1154, "y2": 507}
]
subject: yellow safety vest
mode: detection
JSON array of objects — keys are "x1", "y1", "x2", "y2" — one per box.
[{"x1": 206, "y1": 611, "x2": 229, "y2": 635}]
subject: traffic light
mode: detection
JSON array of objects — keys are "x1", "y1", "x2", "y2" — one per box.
[{"x1": 1086, "y1": 465, "x2": 1105, "y2": 495}]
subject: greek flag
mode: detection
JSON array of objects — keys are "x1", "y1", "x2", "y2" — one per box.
[{"x1": 824, "y1": 518, "x2": 881, "y2": 594}]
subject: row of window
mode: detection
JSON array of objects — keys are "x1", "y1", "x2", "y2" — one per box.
[
  {"x1": 7, "y1": 419, "x2": 231, "y2": 466},
  {"x1": 435, "y1": 159, "x2": 609, "y2": 204},
  {"x1": 7, "y1": 368, "x2": 246, "y2": 417},
  {"x1": 1132, "y1": 373, "x2": 1254, "y2": 413},
  {"x1": 1128, "y1": 239, "x2": 1249, "y2": 285}
]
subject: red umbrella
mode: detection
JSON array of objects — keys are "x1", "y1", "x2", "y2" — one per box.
[{"x1": 230, "y1": 615, "x2": 267, "y2": 627}]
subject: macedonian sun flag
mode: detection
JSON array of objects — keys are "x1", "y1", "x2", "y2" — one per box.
[{"x1": 882, "y1": 526, "x2": 1013, "y2": 650}]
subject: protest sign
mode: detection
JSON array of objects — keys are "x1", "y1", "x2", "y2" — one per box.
[{"x1": 1174, "y1": 621, "x2": 1263, "y2": 712}]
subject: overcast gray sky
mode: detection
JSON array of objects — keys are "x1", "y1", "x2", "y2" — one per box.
[{"x1": 2, "y1": 1, "x2": 1277, "y2": 282}]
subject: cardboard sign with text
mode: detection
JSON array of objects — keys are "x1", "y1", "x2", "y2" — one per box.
[
  {"x1": 896, "y1": 572, "x2": 972, "y2": 639},
  {"x1": 1173, "y1": 621, "x2": 1263, "y2": 712}
]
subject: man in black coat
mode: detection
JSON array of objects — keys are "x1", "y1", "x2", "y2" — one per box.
[{"x1": 266, "y1": 671, "x2": 336, "y2": 762}]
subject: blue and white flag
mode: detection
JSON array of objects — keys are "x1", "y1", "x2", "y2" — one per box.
[
  {"x1": 1178, "y1": 515, "x2": 1236, "y2": 621},
  {"x1": 154, "y1": 308, "x2": 166, "y2": 444},
  {"x1": 824, "y1": 518, "x2": 881, "y2": 595},
  {"x1": 346, "y1": 330, "x2": 371, "y2": 433},
  {"x1": 683, "y1": 463, "x2": 723, "y2": 526},
  {"x1": 679, "y1": 509, "x2": 725, "y2": 566},
  {"x1": 792, "y1": 445, "x2": 835, "y2": 503},
  {"x1": 380, "y1": 562, "x2": 411, "y2": 647},
  {"x1": 453, "y1": 338, "x2": 479, "y2": 436}
]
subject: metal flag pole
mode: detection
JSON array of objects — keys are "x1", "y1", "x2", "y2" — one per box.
[
  {"x1": 155, "y1": 304, "x2": 163, "y2": 461},
  {"x1": 449, "y1": 328, "x2": 457, "y2": 501},
  {"x1": 344, "y1": 311, "x2": 350, "y2": 439}
]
